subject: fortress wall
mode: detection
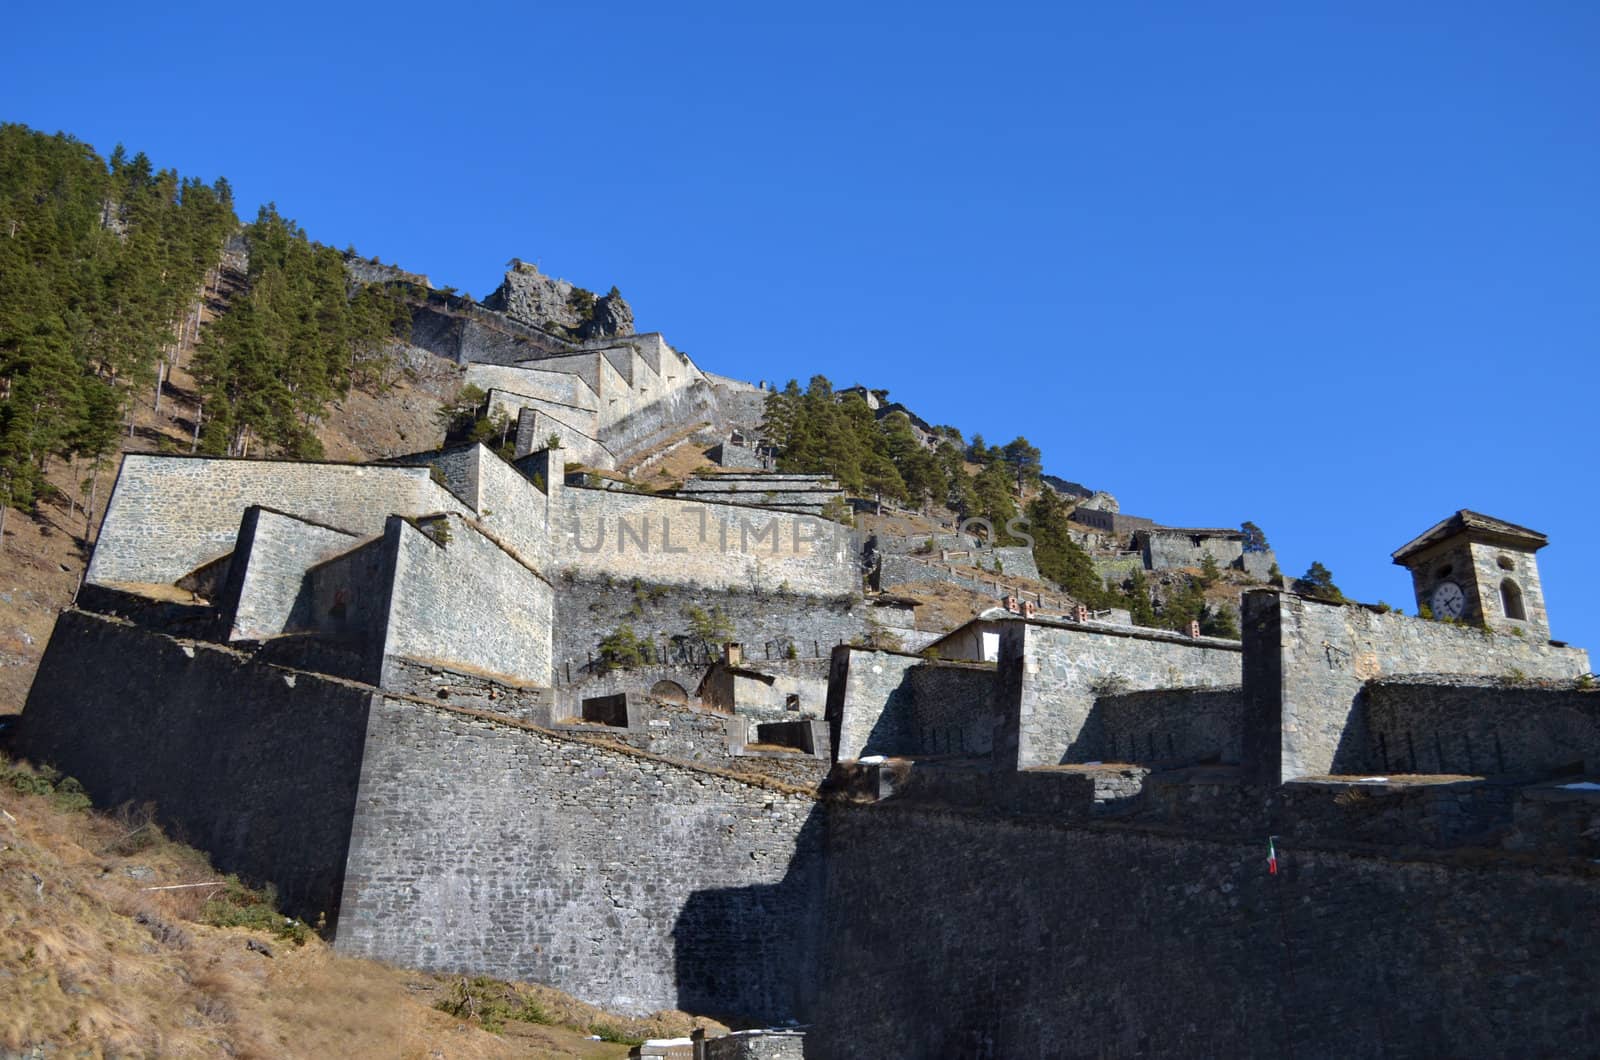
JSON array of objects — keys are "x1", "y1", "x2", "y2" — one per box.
[
  {"x1": 484, "y1": 387, "x2": 601, "y2": 439},
  {"x1": 466, "y1": 363, "x2": 600, "y2": 411},
  {"x1": 812, "y1": 800, "x2": 1600, "y2": 1058},
  {"x1": 598, "y1": 377, "x2": 725, "y2": 459},
  {"x1": 827, "y1": 648, "x2": 998, "y2": 761},
  {"x1": 335, "y1": 698, "x2": 824, "y2": 1022},
  {"x1": 551, "y1": 576, "x2": 866, "y2": 681},
  {"x1": 295, "y1": 533, "x2": 395, "y2": 683},
  {"x1": 1141, "y1": 531, "x2": 1244, "y2": 570},
  {"x1": 525, "y1": 351, "x2": 604, "y2": 401},
  {"x1": 1360, "y1": 677, "x2": 1600, "y2": 776},
  {"x1": 514, "y1": 408, "x2": 615, "y2": 469},
  {"x1": 384, "y1": 516, "x2": 554, "y2": 686},
  {"x1": 407, "y1": 301, "x2": 573, "y2": 366},
  {"x1": 220, "y1": 507, "x2": 362, "y2": 641},
  {"x1": 710, "y1": 385, "x2": 770, "y2": 429},
  {"x1": 998, "y1": 620, "x2": 1242, "y2": 768},
  {"x1": 555, "y1": 488, "x2": 857, "y2": 595},
  {"x1": 88, "y1": 455, "x2": 468, "y2": 587},
  {"x1": 1240, "y1": 590, "x2": 1591, "y2": 782},
  {"x1": 13, "y1": 611, "x2": 375, "y2": 923},
  {"x1": 1087, "y1": 686, "x2": 1245, "y2": 765},
  {"x1": 469, "y1": 449, "x2": 553, "y2": 572}
]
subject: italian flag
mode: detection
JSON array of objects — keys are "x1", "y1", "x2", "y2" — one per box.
[{"x1": 1267, "y1": 836, "x2": 1279, "y2": 876}]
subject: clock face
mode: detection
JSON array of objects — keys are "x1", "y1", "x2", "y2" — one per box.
[{"x1": 1431, "y1": 580, "x2": 1466, "y2": 620}]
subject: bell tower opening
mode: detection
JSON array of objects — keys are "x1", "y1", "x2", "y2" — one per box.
[{"x1": 1500, "y1": 579, "x2": 1526, "y2": 622}]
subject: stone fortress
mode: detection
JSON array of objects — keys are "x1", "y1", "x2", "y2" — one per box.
[{"x1": 11, "y1": 258, "x2": 1600, "y2": 1057}]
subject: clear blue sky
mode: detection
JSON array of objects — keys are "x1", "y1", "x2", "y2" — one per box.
[{"x1": 6, "y1": 2, "x2": 1598, "y2": 653}]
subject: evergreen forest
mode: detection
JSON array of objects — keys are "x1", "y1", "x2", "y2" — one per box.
[{"x1": 0, "y1": 123, "x2": 409, "y2": 534}]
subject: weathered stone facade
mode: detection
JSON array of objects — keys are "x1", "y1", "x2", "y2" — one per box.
[
  {"x1": 1241, "y1": 589, "x2": 1588, "y2": 783},
  {"x1": 996, "y1": 618, "x2": 1243, "y2": 768}
]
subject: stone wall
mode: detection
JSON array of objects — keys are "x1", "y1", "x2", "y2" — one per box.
[
  {"x1": 295, "y1": 533, "x2": 394, "y2": 682},
  {"x1": 1138, "y1": 528, "x2": 1245, "y2": 570},
  {"x1": 1240, "y1": 590, "x2": 1590, "y2": 782},
  {"x1": 13, "y1": 611, "x2": 375, "y2": 923},
  {"x1": 877, "y1": 554, "x2": 1030, "y2": 599},
  {"x1": 811, "y1": 799, "x2": 1600, "y2": 1058},
  {"x1": 701, "y1": 1030, "x2": 806, "y2": 1059},
  {"x1": 1359, "y1": 676, "x2": 1600, "y2": 776},
  {"x1": 556, "y1": 487, "x2": 857, "y2": 596},
  {"x1": 1085, "y1": 686, "x2": 1245, "y2": 765},
  {"x1": 89, "y1": 455, "x2": 468, "y2": 587},
  {"x1": 467, "y1": 362, "x2": 601, "y2": 412},
  {"x1": 335, "y1": 697, "x2": 824, "y2": 1022},
  {"x1": 934, "y1": 546, "x2": 1040, "y2": 581},
  {"x1": 551, "y1": 576, "x2": 865, "y2": 679},
  {"x1": 384, "y1": 515, "x2": 554, "y2": 686},
  {"x1": 600, "y1": 378, "x2": 725, "y2": 460},
  {"x1": 708, "y1": 442, "x2": 766, "y2": 469},
  {"x1": 996, "y1": 618, "x2": 1243, "y2": 768},
  {"x1": 514, "y1": 407, "x2": 616, "y2": 469},
  {"x1": 826, "y1": 648, "x2": 999, "y2": 760},
  {"x1": 407, "y1": 297, "x2": 575, "y2": 366},
  {"x1": 217, "y1": 507, "x2": 361, "y2": 641},
  {"x1": 670, "y1": 474, "x2": 843, "y2": 516}
]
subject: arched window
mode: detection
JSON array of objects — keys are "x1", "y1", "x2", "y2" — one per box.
[{"x1": 1500, "y1": 579, "x2": 1527, "y2": 621}]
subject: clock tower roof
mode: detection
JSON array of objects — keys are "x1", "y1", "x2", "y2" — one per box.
[{"x1": 1391, "y1": 510, "x2": 1548, "y2": 567}]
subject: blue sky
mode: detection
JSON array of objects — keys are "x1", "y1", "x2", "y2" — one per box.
[{"x1": 5, "y1": 2, "x2": 1598, "y2": 652}]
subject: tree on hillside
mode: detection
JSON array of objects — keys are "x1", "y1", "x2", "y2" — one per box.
[
  {"x1": 1002, "y1": 435, "x2": 1042, "y2": 493},
  {"x1": 0, "y1": 124, "x2": 237, "y2": 535},
  {"x1": 1295, "y1": 561, "x2": 1344, "y2": 602},
  {"x1": 1124, "y1": 568, "x2": 1157, "y2": 627},
  {"x1": 1026, "y1": 488, "x2": 1112, "y2": 607},
  {"x1": 1241, "y1": 521, "x2": 1270, "y2": 552},
  {"x1": 972, "y1": 460, "x2": 1017, "y2": 540}
]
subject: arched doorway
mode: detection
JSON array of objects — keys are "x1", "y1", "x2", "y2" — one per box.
[{"x1": 650, "y1": 679, "x2": 689, "y2": 705}]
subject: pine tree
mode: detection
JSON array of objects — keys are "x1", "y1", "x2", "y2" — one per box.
[{"x1": 1296, "y1": 561, "x2": 1345, "y2": 602}]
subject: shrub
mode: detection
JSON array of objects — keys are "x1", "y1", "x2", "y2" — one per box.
[
  {"x1": 597, "y1": 624, "x2": 650, "y2": 672},
  {"x1": 2, "y1": 760, "x2": 91, "y2": 813},
  {"x1": 433, "y1": 975, "x2": 556, "y2": 1033},
  {"x1": 683, "y1": 604, "x2": 734, "y2": 643},
  {"x1": 590, "y1": 1022, "x2": 646, "y2": 1046},
  {"x1": 202, "y1": 876, "x2": 313, "y2": 945}
]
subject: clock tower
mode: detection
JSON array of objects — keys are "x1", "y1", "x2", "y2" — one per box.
[{"x1": 1391, "y1": 510, "x2": 1552, "y2": 639}]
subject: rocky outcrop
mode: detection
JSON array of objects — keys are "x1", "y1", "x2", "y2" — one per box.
[
  {"x1": 579, "y1": 287, "x2": 634, "y2": 340},
  {"x1": 483, "y1": 259, "x2": 634, "y2": 340}
]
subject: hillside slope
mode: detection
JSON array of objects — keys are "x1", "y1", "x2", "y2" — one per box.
[{"x1": 0, "y1": 752, "x2": 721, "y2": 1056}]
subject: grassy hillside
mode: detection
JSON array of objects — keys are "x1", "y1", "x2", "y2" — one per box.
[{"x1": 0, "y1": 752, "x2": 723, "y2": 1056}]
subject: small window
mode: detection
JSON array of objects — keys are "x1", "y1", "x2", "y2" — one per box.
[
  {"x1": 1497, "y1": 555, "x2": 1516, "y2": 571},
  {"x1": 1437, "y1": 564, "x2": 1453, "y2": 579},
  {"x1": 785, "y1": 694, "x2": 801, "y2": 711},
  {"x1": 1500, "y1": 579, "x2": 1527, "y2": 621}
]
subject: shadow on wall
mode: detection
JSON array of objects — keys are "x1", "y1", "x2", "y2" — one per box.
[{"x1": 671, "y1": 807, "x2": 826, "y2": 1027}]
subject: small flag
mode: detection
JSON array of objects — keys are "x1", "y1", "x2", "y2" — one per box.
[{"x1": 1267, "y1": 835, "x2": 1279, "y2": 876}]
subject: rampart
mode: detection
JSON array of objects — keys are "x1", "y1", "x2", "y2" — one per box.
[
  {"x1": 1358, "y1": 675, "x2": 1600, "y2": 776},
  {"x1": 1086, "y1": 685, "x2": 1245, "y2": 765},
  {"x1": 88, "y1": 454, "x2": 469, "y2": 587},
  {"x1": 997, "y1": 618, "x2": 1243, "y2": 768},
  {"x1": 825, "y1": 648, "x2": 999, "y2": 761},
  {"x1": 811, "y1": 798, "x2": 1600, "y2": 1058},
  {"x1": 381, "y1": 514, "x2": 554, "y2": 686},
  {"x1": 216, "y1": 507, "x2": 362, "y2": 641},
  {"x1": 552, "y1": 575, "x2": 865, "y2": 682},
  {"x1": 336, "y1": 696, "x2": 824, "y2": 1021},
  {"x1": 1241, "y1": 590, "x2": 1590, "y2": 782},
  {"x1": 13, "y1": 611, "x2": 375, "y2": 924},
  {"x1": 556, "y1": 487, "x2": 855, "y2": 595}
]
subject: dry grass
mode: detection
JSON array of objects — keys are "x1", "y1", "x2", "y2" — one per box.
[{"x1": 0, "y1": 752, "x2": 713, "y2": 1057}]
